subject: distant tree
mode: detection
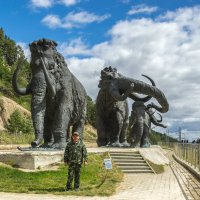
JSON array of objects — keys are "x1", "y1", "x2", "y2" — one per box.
[
  {"x1": 7, "y1": 110, "x2": 33, "y2": 134},
  {"x1": 4, "y1": 35, "x2": 18, "y2": 66},
  {"x1": 150, "y1": 130, "x2": 178, "y2": 144},
  {"x1": 86, "y1": 96, "x2": 96, "y2": 127},
  {"x1": 0, "y1": 27, "x2": 27, "y2": 67},
  {"x1": 0, "y1": 28, "x2": 4, "y2": 59},
  {"x1": 0, "y1": 59, "x2": 12, "y2": 82}
]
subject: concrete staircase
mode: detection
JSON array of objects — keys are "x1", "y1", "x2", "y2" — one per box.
[{"x1": 109, "y1": 151, "x2": 154, "y2": 173}]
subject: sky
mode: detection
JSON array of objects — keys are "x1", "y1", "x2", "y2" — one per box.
[{"x1": 1, "y1": 0, "x2": 200, "y2": 140}]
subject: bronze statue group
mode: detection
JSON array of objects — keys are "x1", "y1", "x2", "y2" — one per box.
[{"x1": 12, "y1": 38, "x2": 169, "y2": 191}]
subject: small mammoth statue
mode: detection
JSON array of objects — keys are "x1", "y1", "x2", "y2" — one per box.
[{"x1": 128, "y1": 101, "x2": 167, "y2": 148}]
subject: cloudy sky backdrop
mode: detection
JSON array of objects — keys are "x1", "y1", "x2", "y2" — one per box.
[{"x1": 1, "y1": 0, "x2": 200, "y2": 140}]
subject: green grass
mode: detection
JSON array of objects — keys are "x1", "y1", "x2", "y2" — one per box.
[
  {"x1": 0, "y1": 131, "x2": 34, "y2": 144},
  {"x1": 146, "y1": 160, "x2": 165, "y2": 174},
  {"x1": 0, "y1": 124, "x2": 97, "y2": 145},
  {"x1": 0, "y1": 153, "x2": 123, "y2": 196}
]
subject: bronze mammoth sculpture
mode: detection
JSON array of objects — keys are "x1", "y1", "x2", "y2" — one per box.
[
  {"x1": 96, "y1": 66, "x2": 160, "y2": 147},
  {"x1": 128, "y1": 101, "x2": 167, "y2": 147},
  {"x1": 12, "y1": 39, "x2": 87, "y2": 149}
]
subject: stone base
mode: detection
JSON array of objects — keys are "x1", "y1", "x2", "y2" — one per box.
[{"x1": 0, "y1": 149, "x2": 64, "y2": 170}]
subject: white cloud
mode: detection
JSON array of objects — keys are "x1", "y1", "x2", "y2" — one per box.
[
  {"x1": 64, "y1": 11, "x2": 110, "y2": 24},
  {"x1": 128, "y1": 4, "x2": 158, "y2": 15},
  {"x1": 42, "y1": 11, "x2": 111, "y2": 29},
  {"x1": 30, "y1": 0, "x2": 79, "y2": 8},
  {"x1": 67, "y1": 57, "x2": 105, "y2": 98},
  {"x1": 59, "y1": 0, "x2": 79, "y2": 6},
  {"x1": 42, "y1": 15, "x2": 61, "y2": 28},
  {"x1": 58, "y1": 38, "x2": 91, "y2": 56},
  {"x1": 30, "y1": 0, "x2": 54, "y2": 8},
  {"x1": 58, "y1": 6, "x2": 200, "y2": 132}
]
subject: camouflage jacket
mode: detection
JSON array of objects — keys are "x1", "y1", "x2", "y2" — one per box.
[{"x1": 64, "y1": 140, "x2": 88, "y2": 164}]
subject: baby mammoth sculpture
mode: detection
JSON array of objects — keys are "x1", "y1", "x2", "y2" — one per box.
[
  {"x1": 12, "y1": 38, "x2": 87, "y2": 149},
  {"x1": 128, "y1": 101, "x2": 167, "y2": 148},
  {"x1": 96, "y1": 67, "x2": 157, "y2": 147}
]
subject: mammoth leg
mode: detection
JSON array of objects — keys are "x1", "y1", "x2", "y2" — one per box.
[
  {"x1": 119, "y1": 119, "x2": 129, "y2": 147},
  {"x1": 130, "y1": 121, "x2": 144, "y2": 148},
  {"x1": 72, "y1": 105, "x2": 87, "y2": 140},
  {"x1": 109, "y1": 111, "x2": 123, "y2": 147},
  {"x1": 41, "y1": 99, "x2": 55, "y2": 147},
  {"x1": 96, "y1": 116, "x2": 109, "y2": 147},
  {"x1": 129, "y1": 126, "x2": 136, "y2": 144},
  {"x1": 31, "y1": 108, "x2": 45, "y2": 147},
  {"x1": 72, "y1": 118, "x2": 85, "y2": 140},
  {"x1": 51, "y1": 96, "x2": 70, "y2": 149},
  {"x1": 119, "y1": 101, "x2": 129, "y2": 147},
  {"x1": 41, "y1": 115, "x2": 54, "y2": 148},
  {"x1": 31, "y1": 82, "x2": 46, "y2": 147},
  {"x1": 141, "y1": 125, "x2": 151, "y2": 148},
  {"x1": 66, "y1": 126, "x2": 71, "y2": 142}
]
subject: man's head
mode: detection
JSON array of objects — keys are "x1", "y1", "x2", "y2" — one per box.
[{"x1": 72, "y1": 132, "x2": 80, "y2": 143}]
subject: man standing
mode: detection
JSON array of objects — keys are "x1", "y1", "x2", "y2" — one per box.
[{"x1": 64, "y1": 132, "x2": 88, "y2": 191}]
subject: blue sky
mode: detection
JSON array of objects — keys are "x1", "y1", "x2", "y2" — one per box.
[
  {"x1": 1, "y1": 0, "x2": 200, "y2": 140},
  {"x1": 1, "y1": 0, "x2": 198, "y2": 45}
]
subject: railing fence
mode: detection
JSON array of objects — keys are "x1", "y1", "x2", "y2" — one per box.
[{"x1": 158, "y1": 142, "x2": 200, "y2": 171}]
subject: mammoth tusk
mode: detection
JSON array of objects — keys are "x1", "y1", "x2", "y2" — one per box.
[{"x1": 156, "y1": 113, "x2": 163, "y2": 123}]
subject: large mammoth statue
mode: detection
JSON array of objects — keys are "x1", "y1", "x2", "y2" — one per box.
[
  {"x1": 96, "y1": 66, "x2": 156, "y2": 147},
  {"x1": 96, "y1": 67, "x2": 129, "y2": 147},
  {"x1": 12, "y1": 39, "x2": 87, "y2": 149},
  {"x1": 128, "y1": 101, "x2": 167, "y2": 148}
]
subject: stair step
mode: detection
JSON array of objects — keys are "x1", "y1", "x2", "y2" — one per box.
[
  {"x1": 118, "y1": 165, "x2": 151, "y2": 169},
  {"x1": 109, "y1": 151, "x2": 153, "y2": 174},
  {"x1": 110, "y1": 152, "x2": 140, "y2": 155},
  {"x1": 110, "y1": 154, "x2": 142, "y2": 158},
  {"x1": 115, "y1": 163, "x2": 148, "y2": 166},
  {"x1": 113, "y1": 160, "x2": 146, "y2": 164},
  {"x1": 111, "y1": 155, "x2": 143, "y2": 158},
  {"x1": 122, "y1": 169, "x2": 153, "y2": 173},
  {"x1": 112, "y1": 157, "x2": 144, "y2": 161},
  {"x1": 110, "y1": 151, "x2": 139, "y2": 153}
]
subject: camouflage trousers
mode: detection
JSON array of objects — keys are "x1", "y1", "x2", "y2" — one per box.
[{"x1": 66, "y1": 163, "x2": 81, "y2": 189}]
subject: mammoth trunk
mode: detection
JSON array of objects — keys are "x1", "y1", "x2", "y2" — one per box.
[{"x1": 128, "y1": 78, "x2": 169, "y2": 113}]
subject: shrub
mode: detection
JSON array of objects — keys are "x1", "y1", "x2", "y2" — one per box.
[
  {"x1": 0, "y1": 59, "x2": 12, "y2": 82},
  {"x1": 6, "y1": 109, "x2": 33, "y2": 134}
]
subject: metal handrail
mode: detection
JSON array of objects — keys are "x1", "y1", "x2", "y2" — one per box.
[{"x1": 159, "y1": 142, "x2": 200, "y2": 171}]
